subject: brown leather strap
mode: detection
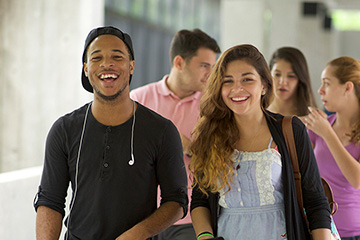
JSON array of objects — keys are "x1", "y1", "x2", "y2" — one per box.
[
  {"x1": 282, "y1": 116, "x2": 338, "y2": 238},
  {"x1": 282, "y1": 116, "x2": 304, "y2": 211},
  {"x1": 321, "y1": 178, "x2": 338, "y2": 215}
]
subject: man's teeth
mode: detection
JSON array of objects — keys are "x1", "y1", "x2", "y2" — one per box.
[
  {"x1": 232, "y1": 96, "x2": 247, "y2": 101},
  {"x1": 100, "y1": 73, "x2": 118, "y2": 79}
]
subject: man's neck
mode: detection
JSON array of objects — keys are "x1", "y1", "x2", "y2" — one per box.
[
  {"x1": 91, "y1": 95, "x2": 135, "y2": 126},
  {"x1": 166, "y1": 73, "x2": 196, "y2": 99}
]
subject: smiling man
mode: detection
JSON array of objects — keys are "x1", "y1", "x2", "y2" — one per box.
[
  {"x1": 34, "y1": 26, "x2": 188, "y2": 240},
  {"x1": 130, "y1": 29, "x2": 220, "y2": 240}
]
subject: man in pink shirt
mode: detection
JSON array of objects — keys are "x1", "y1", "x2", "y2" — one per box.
[{"x1": 130, "y1": 29, "x2": 220, "y2": 240}]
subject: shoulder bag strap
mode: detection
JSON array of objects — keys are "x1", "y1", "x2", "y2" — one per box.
[{"x1": 282, "y1": 116, "x2": 304, "y2": 210}]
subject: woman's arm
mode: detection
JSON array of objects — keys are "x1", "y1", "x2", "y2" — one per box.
[
  {"x1": 306, "y1": 107, "x2": 360, "y2": 189},
  {"x1": 311, "y1": 228, "x2": 331, "y2": 240},
  {"x1": 191, "y1": 207, "x2": 213, "y2": 240},
  {"x1": 190, "y1": 183, "x2": 216, "y2": 239}
]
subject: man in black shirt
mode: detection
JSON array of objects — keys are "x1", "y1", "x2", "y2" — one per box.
[{"x1": 34, "y1": 26, "x2": 188, "y2": 240}]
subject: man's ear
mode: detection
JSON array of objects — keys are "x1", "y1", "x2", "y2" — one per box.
[
  {"x1": 129, "y1": 60, "x2": 135, "y2": 74},
  {"x1": 173, "y1": 55, "x2": 185, "y2": 71},
  {"x1": 84, "y1": 63, "x2": 88, "y2": 77}
]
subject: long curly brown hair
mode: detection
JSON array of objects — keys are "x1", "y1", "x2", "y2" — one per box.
[
  {"x1": 189, "y1": 44, "x2": 273, "y2": 196},
  {"x1": 327, "y1": 56, "x2": 360, "y2": 144}
]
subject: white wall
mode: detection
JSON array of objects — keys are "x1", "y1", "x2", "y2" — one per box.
[
  {"x1": 0, "y1": 167, "x2": 42, "y2": 239},
  {"x1": 0, "y1": 167, "x2": 71, "y2": 239},
  {"x1": 339, "y1": 31, "x2": 360, "y2": 60},
  {"x1": 221, "y1": 0, "x2": 266, "y2": 51},
  {"x1": 0, "y1": 0, "x2": 103, "y2": 238},
  {"x1": 0, "y1": 0, "x2": 104, "y2": 173}
]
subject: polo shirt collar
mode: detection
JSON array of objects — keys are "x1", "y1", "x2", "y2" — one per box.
[{"x1": 158, "y1": 75, "x2": 202, "y2": 100}]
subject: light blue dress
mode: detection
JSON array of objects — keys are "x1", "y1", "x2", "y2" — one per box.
[{"x1": 217, "y1": 137, "x2": 287, "y2": 240}]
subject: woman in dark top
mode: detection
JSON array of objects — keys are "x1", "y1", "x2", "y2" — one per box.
[{"x1": 189, "y1": 44, "x2": 331, "y2": 240}]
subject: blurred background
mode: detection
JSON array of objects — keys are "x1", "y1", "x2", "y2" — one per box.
[{"x1": 1, "y1": 0, "x2": 360, "y2": 238}]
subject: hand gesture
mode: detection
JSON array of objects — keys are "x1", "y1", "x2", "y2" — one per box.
[{"x1": 304, "y1": 107, "x2": 332, "y2": 139}]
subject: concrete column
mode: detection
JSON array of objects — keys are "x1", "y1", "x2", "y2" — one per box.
[
  {"x1": 220, "y1": 0, "x2": 267, "y2": 51},
  {"x1": 0, "y1": 0, "x2": 104, "y2": 172},
  {"x1": 266, "y1": 0, "x2": 301, "y2": 58}
]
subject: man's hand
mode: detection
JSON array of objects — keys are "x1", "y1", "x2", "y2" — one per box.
[{"x1": 180, "y1": 134, "x2": 192, "y2": 156}]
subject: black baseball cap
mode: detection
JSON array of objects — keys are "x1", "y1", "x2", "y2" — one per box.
[{"x1": 81, "y1": 26, "x2": 135, "y2": 92}]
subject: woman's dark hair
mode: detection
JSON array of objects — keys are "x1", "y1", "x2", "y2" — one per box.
[{"x1": 269, "y1": 47, "x2": 317, "y2": 115}]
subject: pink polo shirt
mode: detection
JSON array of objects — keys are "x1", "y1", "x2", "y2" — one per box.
[{"x1": 130, "y1": 75, "x2": 201, "y2": 225}]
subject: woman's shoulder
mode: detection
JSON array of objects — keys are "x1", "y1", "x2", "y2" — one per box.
[
  {"x1": 265, "y1": 110, "x2": 302, "y2": 126},
  {"x1": 265, "y1": 110, "x2": 307, "y2": 138},
  {"x1": 265, "y1": 110, "x2": 283, "y2": 122}
]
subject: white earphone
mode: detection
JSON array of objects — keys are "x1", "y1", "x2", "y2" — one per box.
[
  {"x1": 65, "y1": 102, "x2": 91, "y2": 240},
  {"x1": 128, "y1": 101, "x2": 136, "y2": 165},
  {"x1": 66, "y1": 101, "x2": 136, "y2": 239}
]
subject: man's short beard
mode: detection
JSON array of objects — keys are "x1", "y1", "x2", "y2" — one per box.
[{"x1": 93, "y1": 81, "x2": 128, "y2": 102}]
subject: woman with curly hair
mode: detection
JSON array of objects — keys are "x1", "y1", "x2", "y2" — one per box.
[
  {"x1": 189, "y1": 44, "x2": 331, "y2": 240},
  {"x1": 306, "y1": 56, "x2": 360, "y2": 239}
]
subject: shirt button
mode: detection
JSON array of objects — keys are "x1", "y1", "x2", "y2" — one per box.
[
  {"x1": 106, "y1": 127, "x2": 111, "y2": 133},
  {"x1": 238, "y1": 187, "x2": 241, "y2": 192},
  {"x1": 104, "y1": 163, "x2": 109, "y2": 168},
  {"x1": 106, "y1": 145, "x2": 110, "y2": 150},
  {"x1": 240, "y1": 201, "x2": 244, "y2": 206}
]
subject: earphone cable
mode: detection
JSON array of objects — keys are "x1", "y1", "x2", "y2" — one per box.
[{"x1": 65, "y1": 102, "x2": 91, "y2": 239}]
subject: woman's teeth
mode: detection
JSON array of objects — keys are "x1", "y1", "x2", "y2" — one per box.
[{"x1": 232, "y1": 96, "x2": 248, "y2": 101}]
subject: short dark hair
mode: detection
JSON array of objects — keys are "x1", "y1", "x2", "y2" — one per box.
[{"x1": 169, "y1": 29, "x2": 220, "y2": 65}]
